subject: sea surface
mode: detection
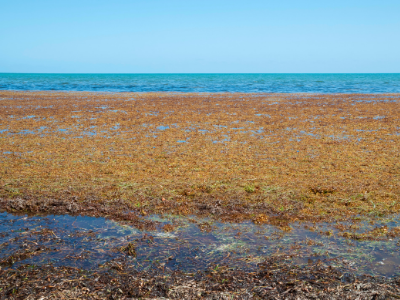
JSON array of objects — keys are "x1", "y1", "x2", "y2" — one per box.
[{"x1": 1, "y1": 73, "x2": 400, "y2": 94}]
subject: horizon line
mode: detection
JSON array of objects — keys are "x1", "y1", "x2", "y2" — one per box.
[{"x1": 1, "y1": 72, "x2": 400, "y2": 75}]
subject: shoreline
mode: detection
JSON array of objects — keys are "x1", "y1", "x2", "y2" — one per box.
[{"x1": 2, "y1": 89, "x2": 400, "y2": 95}]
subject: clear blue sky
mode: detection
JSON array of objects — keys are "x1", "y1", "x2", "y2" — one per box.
[{"x1": 1, "y1": 0, "x2": 399, "y2": 73}]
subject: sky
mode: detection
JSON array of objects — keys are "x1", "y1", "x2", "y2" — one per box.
[{"x1": 1, "y1": 0, "x2": 399, "y2": 73}]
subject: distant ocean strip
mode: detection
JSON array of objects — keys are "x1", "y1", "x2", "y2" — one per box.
[{"x1": 1, "y1": 73, "x2": 400, "y2": 94}]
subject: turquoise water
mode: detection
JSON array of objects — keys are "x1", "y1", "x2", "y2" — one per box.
[{"x1": 0, "y1": 73, "x2": 400, "y2": 93}]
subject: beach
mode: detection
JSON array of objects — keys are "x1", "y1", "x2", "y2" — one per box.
[{"x1": 1, "y1": 91, "x2": 400, "y2": 298}]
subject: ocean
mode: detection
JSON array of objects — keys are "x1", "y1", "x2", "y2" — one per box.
[{"x1": 0, "y1": 73, "x2": 400, "y2": 94}]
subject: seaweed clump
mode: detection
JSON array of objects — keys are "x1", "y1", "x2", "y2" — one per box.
[{"x1": 1, "y1": 257, "x2": 400, "y2": 299}]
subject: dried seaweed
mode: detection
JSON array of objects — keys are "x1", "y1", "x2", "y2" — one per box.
[{"x1": 1, "y1": 91, "x2": 399, "y2": 227}]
